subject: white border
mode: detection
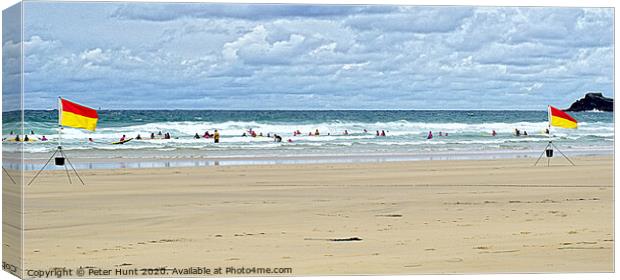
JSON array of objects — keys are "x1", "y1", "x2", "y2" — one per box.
[{"x1": 0, "y1": 1, "x2": 617, "y2": 280}]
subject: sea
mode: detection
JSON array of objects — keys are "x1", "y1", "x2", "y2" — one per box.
[{"x1": 2, "y1": 110, "x2": 614, "y2": 170}]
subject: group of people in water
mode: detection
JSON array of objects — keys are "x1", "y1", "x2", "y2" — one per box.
[
  {"x1": 426, "y1": 131, "x2": 449, "y2": 139},
  {"x1": 2, "y1": 130, "x2": 49, "y2": 142},
  {"x1": 192, "y1": 130, "x2": 221, "y2": 143},
  {"x1": 4, "y1": 126, "x2": 553, "y2": 144},
  {"x1": 238, "y1": 128, "x2": 389, "y2": 143}
]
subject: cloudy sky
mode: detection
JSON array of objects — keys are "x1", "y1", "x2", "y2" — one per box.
[{"x1": 4, "y1": 1, "x2": 614, "y2": 110}]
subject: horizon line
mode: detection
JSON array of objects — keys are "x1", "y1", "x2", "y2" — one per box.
[{"x1": 13, "y1": 108, "x2": 560, "y2": 112}]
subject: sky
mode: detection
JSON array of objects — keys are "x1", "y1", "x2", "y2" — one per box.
[{"x1": 2, "y1": 1, "x2": 614, "y2": 110}]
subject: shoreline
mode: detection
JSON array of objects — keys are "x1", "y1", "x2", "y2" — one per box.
[{"x1": 7, "y1": 147, "x2": 614, "y2": 170}]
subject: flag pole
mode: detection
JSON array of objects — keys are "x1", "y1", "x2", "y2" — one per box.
[
  {"x1": 547, "y1": 105, "x2": 552, "y2": 140},
  {"x1": 58, "y1": 96, "x2": 62, "y2": 148}
]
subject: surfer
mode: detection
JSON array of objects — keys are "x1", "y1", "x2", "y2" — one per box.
[
  {"x1": 24, "y1": 135, "x2": 29, "y2": 142},
  {"x1": 514, "y1": 128, "x2": 521, "y2": 137},
  {"x1": 544, "y1": 128, "x2": 550, "y2": 134},
  {"x1": 40, "y1": 135, "x2": 48, "y2": 141},
  {"x1": 439, "y1": 131, "x2": 443, "y2": 136},
  {"x1": 523, "y1": 131, "x2": 528, "y2": 136},
  {"x1": 88, "y1": 137, "x2": 94, "y2": 142},
  {"x1": 381, "y1": 130, "x2": 386, "y2": 137},
  {"x1": 274, "y1": 134, "x2": 282, "y2": 142},
  {"x1": 344, "y1": 130, "x2": 349, "y2": 135},
  {"x1": 214, "y1": 130, "x2": 220, "y2": 143},
  {"x1": 315, "y1": 129, "x2": 320, "y2": 136},
  {"x1": 14, "y1": 135, "x2": 20, "y2": 141},
  {"x1": 427, "y1": 131, "x2": 433, "y2": 139},
  {"x1": 194, "y1": 133, "x2": 200, "y2": 139},
  {"x1": 120, "y1": 135, "x2": 126, "y2": 142},
  {"x1": 30, "y1": 130, "x2": 35, "y2": 135},
  {"x1": 376, "y1": 130, "x2": 380, "y2": 136},
  {"x1": 136, "y1": 134, "x2": 142, "y2": 140},
  {"x1": 150, "y1": 133, "x2": 155, "y2": 139},
  {"x1": 492, "y1": 130, "x2": 497, "y2": 136}
]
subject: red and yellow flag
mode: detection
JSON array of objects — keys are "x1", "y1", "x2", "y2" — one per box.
[
  {"x1": 548, "y1": 105, "x2": 577, "y2": 129},
  {"x1": 59, "y1": 98, "x2": 98, "y2": 131}
]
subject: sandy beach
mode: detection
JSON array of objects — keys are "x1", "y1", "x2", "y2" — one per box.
[{"x1": 16, "y1": 156, "x2": 613, "y2": 275}]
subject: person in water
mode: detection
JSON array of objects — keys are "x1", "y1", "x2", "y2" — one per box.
[
  {"x1": 523, "y1": 131, "x2": 528, "y2": 136},
  {"x1": 242, "y1": 132, "x2": 247, "y2": 137},
  {"x1": 164, "y1": 133, "x2": 171, "y2": 139},
  {"x1": 150, "y1": 133, "x2": 155, "y2": 139},
  {"x1": 251, "y1": 131, "x2": 257, "y2": 137},
  {"x1": 376, "y1": 130, "x2": 380, "y2": 136},
  {"x1": 88, "y1": 137, "x2": 94, "y2": 142},
  {"x1": 30, "y1": 130, "x2": 35, "y2": 135},
  {"x1": 427, "y1": 131, "x2": 433, "y2": 139},
  {"x1": 315, "y1": 129, "x2": 320, "y2": 136},
  {"x1": 514, "y1": 128, "x2": 521, "y2": 137},
  {"x1": 24, "y1": 135, "x2": 29, "y2": 142},
  {"x1": 204, "y1": 131, "x2": 211, "y2": 138},
  {"x1": 439, "y1": 131, "x2": 443, "y2": 136},
  {"x1": 136, "y1": 134, "x2": 142, "y2": 140},
  {"x1": 40, "y1": 135, "x2": 48, "y2": 141},
  {"x1": 214, "y1": 130, "x2": 220, "y2": 143},
  {"x1": 544, "y1": 128, "x2": 550, "y2": 134},
  {"x1": 344, "y1": 130, "x2": 349, "y2": 135},
  {"x1": 15, "y1": 135, "x2": 20, "y2": 141},
  {"x1": 120, "y1": 135, "x2": 126, "y2": 142},
  {"x1": 158, "y1": 131, "x2": 163, "y2": 136},
  {"x1": 274, "y1": 134, "x2": 282, "y2": 142},
  {"x1": 492, "y1": 130, "x2": 497, "y2": 136},
  {"x1": 194, "y1": 133, "x2": 200, "y2": 139},
  {"x1": 381, "y1": 130, "x2": 386, "y2": 137}
]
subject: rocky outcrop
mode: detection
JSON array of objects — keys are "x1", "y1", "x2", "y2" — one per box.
[{"x1": 565, "y1": 92, "x2": 613, "y2": 112}]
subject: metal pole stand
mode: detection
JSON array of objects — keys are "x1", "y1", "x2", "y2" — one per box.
[
  {"x1": 534, "y1": 140, "x2": 576, "y2": 167},
  {"x1": 28, "y1": 146, "x2": 85, "y2": 186},
  {"x1": 2, "y1": 167, "x2": 16, "y2": 184}
]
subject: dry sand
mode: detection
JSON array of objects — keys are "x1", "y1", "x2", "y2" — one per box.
[{"x1": 12, "y1": 156, "x2": 614, "y2": 275}]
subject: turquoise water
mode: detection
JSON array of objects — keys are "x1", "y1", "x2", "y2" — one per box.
[{"x1": 2, "y1": 110, "x2": 614, "y2": 167}]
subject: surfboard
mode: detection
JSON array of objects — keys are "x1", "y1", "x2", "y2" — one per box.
[
  {"x1": 5, "y1": 138, "x2": 38, "y2": 142},
  {"x1": 112, "y1": 138, "x2": 133, "y2": 145}
]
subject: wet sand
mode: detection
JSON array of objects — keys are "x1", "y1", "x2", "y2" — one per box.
[{"x1": 16, "y1": 156, "x2": 613, "y2": 275}]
